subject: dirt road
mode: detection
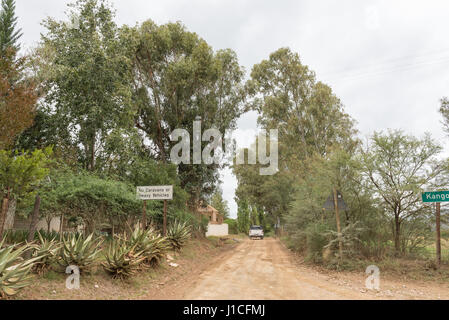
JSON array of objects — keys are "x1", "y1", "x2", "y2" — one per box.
[
  {"x1": 181, "y1": 238, "x2": 449, "y2": 300},
  {"x1": 184, "y1": 238, "x2": 361, "y2": 299}
]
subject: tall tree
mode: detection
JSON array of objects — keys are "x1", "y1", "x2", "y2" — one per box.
[
  {"x1": 233, "y1": 140, "x2": 295, "y2": 230},
  {"x1": 0, "y1": 148, "x2": 52, "y2": 237},
  {"x1": 439, "y1": 97, "x2": 449, "y2": 135},
  {"x1": 132, "y1": 20, "x2": 246, "y2": 206},
  {"x1": 0, "y1": 49, "x2": 37, "y2": 149},
  {"x1": 39, "y1": 0, "x2": 136, "y2": 171},
  {"x1": 359, "y1": 130, "x2": 446, "y2": 254},
  {"x1": 236, "y1": 198, "x2": 250, "y2": 234},
  {"x1": 0, "y1": 0, "x2": 22, "y2": 56},
  {"x1": 210, "y1": 189, "x2": 230, "y2": 219},
  {"x1": 247, "y1": 47, "x2": 358, "y2": 172}
]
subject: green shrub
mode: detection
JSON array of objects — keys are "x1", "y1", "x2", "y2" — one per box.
[
  {"x1": 224, "y1": 219, "x2": 238, "y2": 234},
  {"x1": 171, "y1": 211, "x2": 207, "y2": 238},
  {"x1": 305, "y1": 222, "x2": 330, "y2": 263}
]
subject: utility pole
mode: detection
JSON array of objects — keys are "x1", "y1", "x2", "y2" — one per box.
[
  {"x1": 436, "y1": 202, "x2": 441, "y2": 267},
  {"x1": 333, "y1": 188, "x2": 343, "y2": 258}
]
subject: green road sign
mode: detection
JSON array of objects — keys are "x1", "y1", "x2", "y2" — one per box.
[{"x1": 422, "y1": 191, "x2": 449, "y2": 203}]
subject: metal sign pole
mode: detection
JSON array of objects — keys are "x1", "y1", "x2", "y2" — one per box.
[
  {"x1": 163, "y1": 199, "x2": 167, "y2": 237},
  {"x1": 142, "y1": 200, "x2": 147, "y2": 229},
  {"x1": 436, "y1": 202, "x2": 441, "y2": 267},
  {"x1": 333, "y1": 188, "x2": 343, "y2": 258}
]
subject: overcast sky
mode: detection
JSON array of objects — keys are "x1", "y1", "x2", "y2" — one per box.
[{"x1": 16, "y1": 0, "x2": 449, "y2": 218}]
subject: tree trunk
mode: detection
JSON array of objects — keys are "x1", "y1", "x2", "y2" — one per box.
[
  {"x1": 394, "y1": 214, "x2": 401, "y2": 254},
  {"x1": 25, "y1": 195, "x2": 41, "y2": 258},
  {"x1": 0, "y1": 196, "x2": 9, "y2": 239},
  {"x1": 27, "y1": 195, "x2": 41, "y2": 243},
  {"x1": 59, "y1": 213, "x2": 64, "y2": 234},
  {"x1": 4, "y1": 198, "x2": 17, "y2": 231}
]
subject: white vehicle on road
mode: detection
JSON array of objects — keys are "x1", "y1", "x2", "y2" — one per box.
[{"x1": 249, "y1": 225, "x2": 264, "y2": 240}]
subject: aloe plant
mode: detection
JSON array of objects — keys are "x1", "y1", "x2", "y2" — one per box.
[
  {"x1": 128, "y1": 227, "x2": 169, "y2": 267},
  {"x1": 0, "y1": 240, "x2": 40, "y2": 298},
  {"x1": 59, "y1": 233, "x2": 102, "y2": 273},
  {"x1": 102, "y1": 237, "x2": 146, "y2": 279},
  {"x1": 166, "y1": 221, "x2": 191, "y2": 251},
  {"x1": 31, "y1": 232, "x2": 62, "y2": 274}
]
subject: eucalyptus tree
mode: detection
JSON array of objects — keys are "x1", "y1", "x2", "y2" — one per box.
[
  {"x1": 247, "y1": 47, "x2": 358, "y2": 173},
  {"x1": 39, "y1": 0, "x2": 136, "y2": 171},
  {"x1": 132, "y1": 20, "x2": 246, "y2": 206}
]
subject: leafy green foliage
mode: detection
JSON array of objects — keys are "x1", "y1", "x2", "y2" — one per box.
[
  {"x1": 0, "y1": 148, "x2": 52, "y2": 199},
  {"x1": 133, "y1": 20, "x2": 246, "y2": 204},
  {"x1": 210, "y1": 189, "x2": 229, "y2": 219},
  {"x1": 171, "y1": 210, "x2": 208, "y2": 238},
  {"x1": 40, "y1": 0, "x2": 136, "y2": 171},
  {"x1": 41, "y1": 169, "x2": 141, "y2": 234},
  {"x1": 0, "y1": 0, "x2": 22, "y2": 54},
  {"x1": 59, "y1": 233, "x2": 102, "y2": 273},
  {"x1": 236, "y1": 199, "x2": 250, "y2": 234},
  {"x1": 247, "y1": 47, "x2": 358, "y2": 170},
  {"x1": 224, "y1": 219, "x2": 238, "y2": 234},
  {"x1": 359, "y1": 130, "x2": 446, "y2": 253}
]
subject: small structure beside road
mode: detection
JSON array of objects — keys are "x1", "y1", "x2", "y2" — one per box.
[{"x1": 197, "y1": 203, "x2": 228, "y2": 237}]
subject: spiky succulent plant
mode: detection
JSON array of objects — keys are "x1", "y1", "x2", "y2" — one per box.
[
  {"x1": 31, "y1": 232, "x2": 61, "y2": 274},
  {"x1": 0, "y1": 240, "x2": 40, "y2": 298},
  {"x1": 102, "y1": 237, "x2": 146, "y2": 279},
  {"x1": 59, "y1": 233, "x2": 102, "y2": 274},
  {"x1": 128, "y1": 227, "x2": 169, "y2": 268},
  {"x1": 166, "y1": 221, "x2": 191, "y2": 251}
]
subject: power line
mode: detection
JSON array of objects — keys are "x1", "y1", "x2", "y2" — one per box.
[
  {"x1": 328, "y1": 56, "x2": 449, "y2": 82},
  {"x1": 320, "y1": 48, "x2": 449, "y2": 82}
]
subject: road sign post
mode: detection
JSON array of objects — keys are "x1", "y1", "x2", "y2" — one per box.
[
  {"x1": 436, "y1": 202, "x2": 441, "y2": 266},
  {"x1": 142, "y1": 200, "x2": 147, "y2": 229},
  {"x1": 137, "y1": 186, "x2": 173, "y2": 234},
  {"x1": 323, "y1": 190, "x2": 347, "y2": 259},
  {"x1": 163, "y1": 199, "x2": 168, "y2": 237},
  {"x1": 421, "y1": 191, "x2": 449, "y2": 268},
  {"x1": 333, "y1": 188, "x2": 343, "y2": 259}
]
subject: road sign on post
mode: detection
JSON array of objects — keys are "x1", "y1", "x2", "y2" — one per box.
[
  {"x1": 137, "y1": 186, "x2": 173, "y2": 200},
  {"x1": 323, "y1": 190, "x2": 347, "y2": 211},
  {"x1": 137, "y1": 186, "x2": 173, "y2": 234},
  {"x1": 422, "y1": 191, "x2": 449, "y2": 203},
  {"x1": 332, "y1": 188, "x2": 343, "y2": 259},
  {"x1": 421, "y1": 191, "x2": 449, "y2": 268}
]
